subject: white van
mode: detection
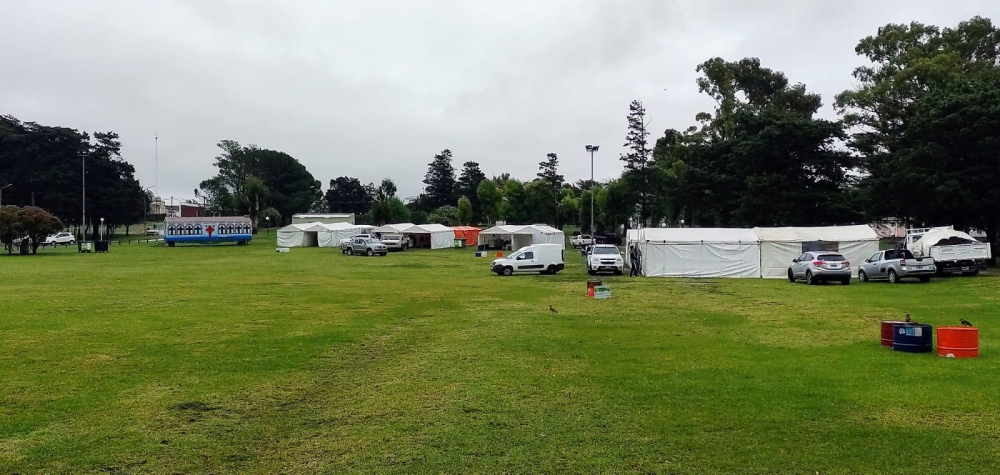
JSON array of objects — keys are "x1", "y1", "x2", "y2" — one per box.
[{"x1": 491, "y1": 244, "x2": 565, "y2": 276}]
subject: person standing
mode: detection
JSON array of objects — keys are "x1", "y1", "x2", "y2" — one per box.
[{"x1": 628, "y1": 245, "x2": 640, "y2": 277}]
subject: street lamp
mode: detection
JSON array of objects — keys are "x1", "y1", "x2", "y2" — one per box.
[
  {"x1": 100, "y1": 217, "x2": 105, "y2": 241},
  {"x1": 265, "y1": 216, "x2": 270, "y2": 237},
  {"x1": 0, "y1": 184, "x2": 12, "y2": 207},
  {"x1": 585, "y1": 145, "x2": 599, "y2": 233}
]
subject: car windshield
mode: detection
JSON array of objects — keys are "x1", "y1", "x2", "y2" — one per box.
[
  {"x1": 593, "y1": 247, "x2": 618, "y2": 255},
  {"x1": 818, "y1": 254, "x2": 846, "y2": 261},
  {"x1": 382, "y1": 234, "x2": 401, "y2": 240}
]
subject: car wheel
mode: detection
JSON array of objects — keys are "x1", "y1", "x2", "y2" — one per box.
[
  {"x1": 502, "y1": 266, "x2": 513, "y2": 276},
  {"x1": 919, "y1": 276, "x2": 931, "y2": 283},
  {"x1": 381, "y1": 253, "x2": 387, "y2": 256},
  {"x1": 546, "y1": 265, "x2": 557, "y2": 275},
  {"x1": 841, "y1": 278, "x2": 851, "y2": 285},
  {"x1": 858, "y1": 270, "x2": 868, "y2": 282},
  {"x1": 367, "y1": 249, "x2": 374, "y2": 256},
  {"x1": 888, "y1": 269, "x2": 900, "y2": 284},
  {"x1": 347, "y1": 249, "x2": 354, "y2": 256},
  {"x1": 806, "y1": 271, "x2": 815, "y2": 285},
  {"x1": 787, "y1": 270, "x2": 795, "y2": 283},
  {"x1": 588, "y1": 269, "x2": 596, "y2": 276}
]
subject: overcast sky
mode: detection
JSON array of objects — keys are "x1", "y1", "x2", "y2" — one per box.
[{"x1": 2, "y1": 1, "x2": 996, "y2": 200}]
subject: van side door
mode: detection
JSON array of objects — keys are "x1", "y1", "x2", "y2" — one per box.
[{"x1": 514, "y1": 251, "x2": 543, "y2": 272}]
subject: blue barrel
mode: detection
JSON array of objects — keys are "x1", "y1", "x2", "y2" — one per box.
[{"x1": 893, "y1": 323, "x2": 933, "y2": 353}]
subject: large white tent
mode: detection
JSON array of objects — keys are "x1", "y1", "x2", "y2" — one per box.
[
  {"x1": 401, "y1": 223, "x2": 455, "y2": 249},
  {"x1": 638, "y1": 228, "x2": 761, "y2": 278},
  {"x1": 317, "y1": 223, "x2": 375, "y2": 247},
  {"x1": 276, "y1": 222, "x2": 325, "y2": 247},
  {"x1": 754, "y1": 225, "x2": 879, "y2": 278},
  {"x1": 478, "y1": 224, "x2": 565, "y2": 250},
  {"x1": 374, "y1": 223, "x2": 414, "y2": 235}
]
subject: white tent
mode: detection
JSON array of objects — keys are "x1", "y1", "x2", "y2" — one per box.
[
  {"x1": 478, "y1": 224, "x2": 566, "y2": 250},
  {"x1": 276, "y1": 222, "x2": 325, "y2": 247},
  {"x1": 638, "y1": 228, "x2": 761, "y2": 278},
  {"x1": 401, "y1": 223, "x2": 455, "y2": 250},
  {"x1": 374, "y1": 223, "x2": 414, "y2": 234},
  {"x1": 754, "y1": 225, "x2": 879, "y2": 279},
  {"x1": 316, "y1": 223, "x2": 375, "y2": 247}
]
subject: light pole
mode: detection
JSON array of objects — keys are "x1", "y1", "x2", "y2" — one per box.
[
  {"x1": 80, "y1": 152, "x2": 88, "y2": 242},
  {"x1": 100, "y1": 217, "x2": 105, "y2": 241},
  {"x1": 585, "y1": 145, "x2": 599, "y2": 234},
  {"x1": 265, "y1": 216, "x2": 270, "y2": 237},
  {"x1": 0, "y1": 184, "x2": 11, "y2": 207}
]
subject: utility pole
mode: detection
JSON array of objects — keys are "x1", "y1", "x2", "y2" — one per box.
[
  {"x1": 0, "y1": 184, "x2": 12, "y2": 207},
  {"x1": 585, "y1": 145, "x2": 599, "y2": 234}
]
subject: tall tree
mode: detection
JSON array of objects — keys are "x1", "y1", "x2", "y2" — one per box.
[
  {"x1": 835, "y1": 16, "x2": 1000, "y2": 244},
  {"x1": 422, "y1": 149, "x2": 457, "y2": 210},
  {"x1": 325, "y1": 176, "x2": 373, "y2": 215},
  {"x1": 239, "y1": 176, "x2": 270, "y2": 231},
  {"x1": 197, "y1": 141, "x2": 320, "y2": 222},
  {"x1": 535, "y1": 153, "x2": 564, "y2": 226},
  {"x1": 456, "y1": 161, "x2": 486, "y2": 222},
  {"x1": 457, "y1": 196, "x2": 473, "y2": 226},
  {"x1": 620, "y1": 101, "x2": 653, "y2": 224},
  {"x1": 476, "y1": 179, "x2": 502, "y2": 226},
  {"x1": 370, "y1": 178, "x2": 400, "y2": 225}
]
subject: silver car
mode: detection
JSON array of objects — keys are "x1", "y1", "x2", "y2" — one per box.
[{"x1": 788, "y1": 251, "x2": 852, "y2": 285}]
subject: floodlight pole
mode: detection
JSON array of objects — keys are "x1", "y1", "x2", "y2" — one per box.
[
  {"x1": 0, "y1": 184, "x2": 12, "y2": 207},
  {"x1": 585, "y1": 145, "x2": 599, "y2": 234}
]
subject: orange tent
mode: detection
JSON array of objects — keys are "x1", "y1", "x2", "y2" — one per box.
[{"x1": 451, "y1": 226, "x2": 481, "y2": 247}]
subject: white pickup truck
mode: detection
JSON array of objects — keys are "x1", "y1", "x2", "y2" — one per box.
[
  {"x1": 570, "y1": 234, "x2": 594, "y2": 249},
  {"x1": 904, "y1": 227, "x2": 991, "y2": 275}
]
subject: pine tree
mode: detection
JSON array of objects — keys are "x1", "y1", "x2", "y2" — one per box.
[
  {"x1": 620, "y1": 100, "x2": 651, "y2": 224},
  {"x1": 422, "y1": 149, "x2": 457, "y2": 210}
]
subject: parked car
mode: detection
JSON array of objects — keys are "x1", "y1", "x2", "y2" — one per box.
[
  {"x1": 145, "y1": 228, "x2": 161, "y2": 236},
  {"x1": 594, "y1": 233, "x2": 623, "y2": 246},
  {"x1": 570, "y1": 234, "x2": 594, "y2": 249},
  {"x1": 586, "y1": 244, "x2": 624, "y2": 275},
  {"x1": 340, "y1": 234, "x2": 373, "y2": 252},
  {"x1": 858, "y1": 249, "x2": 935, "y2": 283},
  {"x1": 491, "y1": 244, "x2": 565, "y2": 276},
  {"x1": 787, "y1": 251, "x2": 852, "y2": 285},
  {"x1": 380, "y1": 233, "x2": 408, "y2": 251},
  {"x1": 342, "y1": 237, "x2": 388, "y2": 256},
  {"x1": 43, "y1": 232, "x2": 76, "y2": 246}
]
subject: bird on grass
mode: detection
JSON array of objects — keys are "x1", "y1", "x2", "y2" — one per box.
[
  {"x1": 549, "y1": 305, "x2": 558, "y2": 315},
  {"x1": 960, "y1": 318, "x2": 973, "y2": 327},
  {"x1": 905, "y1": 313, "x2": 912, "y2": 323}
]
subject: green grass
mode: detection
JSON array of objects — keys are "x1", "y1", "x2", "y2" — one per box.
[{"x1": 1, "y1": 239, "x2": 998, "y2": 474}]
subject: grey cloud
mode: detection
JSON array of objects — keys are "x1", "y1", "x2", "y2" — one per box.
[{"x1": 2, "y1": 1, "x2": 997, "y2": 200}]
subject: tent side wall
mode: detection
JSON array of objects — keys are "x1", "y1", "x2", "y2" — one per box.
[
  {"x1": 759, "y1": 240, "x2": 878, "y2": 278},
  {"x1": 276, "y1": 230, "x2": 303, "y2": 247},
  {"x1": 429, "y1": 230, "x2": 456, "y2": 249},
  {"x1": 642, "y1": 241, "x2": 761, "y2": 278}
]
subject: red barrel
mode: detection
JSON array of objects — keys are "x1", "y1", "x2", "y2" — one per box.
[
  {"x1": 881, "y1": 321, "x2": 908, "y2": 348},
  {"x1": 937, "y1": 327, "x2": 980, "y2": 358}
]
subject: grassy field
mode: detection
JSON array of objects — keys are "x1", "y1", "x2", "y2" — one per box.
[{"x1": 1, "y1": 238, "x2": 998, "y2": 474}]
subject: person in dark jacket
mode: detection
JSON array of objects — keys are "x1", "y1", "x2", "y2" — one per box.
[{"x1": 628, "y1": 245, "x2": 640, "y2": 277}]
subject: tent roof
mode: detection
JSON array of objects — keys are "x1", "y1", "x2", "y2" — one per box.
[
  {"x1": 375, "y1": 223, "x2": 414, "y2": 233},
  {"x1": 641, "y1": 227, "x2": 759, "y2": 243},
  {"x1": 278, "y1": 222, "x2": 324, "y2": 232},
  {"x1": 403, "y1": 223, "x2": 453, "y2": 234},
  {"x1": 753, "y1": 225, "x2": 878, "y2": 242},
  {"x1": 480, "y1": 224, "x2": 562, "y2": 235},
  {"x1": 451, "y1": 226, "x2": 481, "y2": 231}
]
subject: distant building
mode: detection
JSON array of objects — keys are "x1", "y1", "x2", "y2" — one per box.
[
  {"x1": 150, "y1": 196, "x2": 167, "y2": 215},
  {"x1": 292, "y1": 213, "x2": 354, "y2": 225},
  {"x1": 180, "y1": 202, "x2": 207, "y2": 218}
]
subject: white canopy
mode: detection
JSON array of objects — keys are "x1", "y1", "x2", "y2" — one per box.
[
  {"x1": 276, "y1": 222, "x2": 325, "y2": 247},
  {"x1": 479, "y1": 224, "x2": 565, "y2": 250},
  {"x1": 374, "y1": 223, "x2": 414, "y2": 234},
  {"x1": 638, "y1": 228, "x2": 761, "y2": 278},
  {"x1": 317, "y1": 223, "x2": 375, "y2": 247},
  {"x1": 401, "y1": 223, "x2": 455, "y2": 250},
  {"x1": 754, "y1": 225, "x2": 879, "y2": 278},
  {"x1": 910, "y1": 227, "x2": 981, "y2": 257}
]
